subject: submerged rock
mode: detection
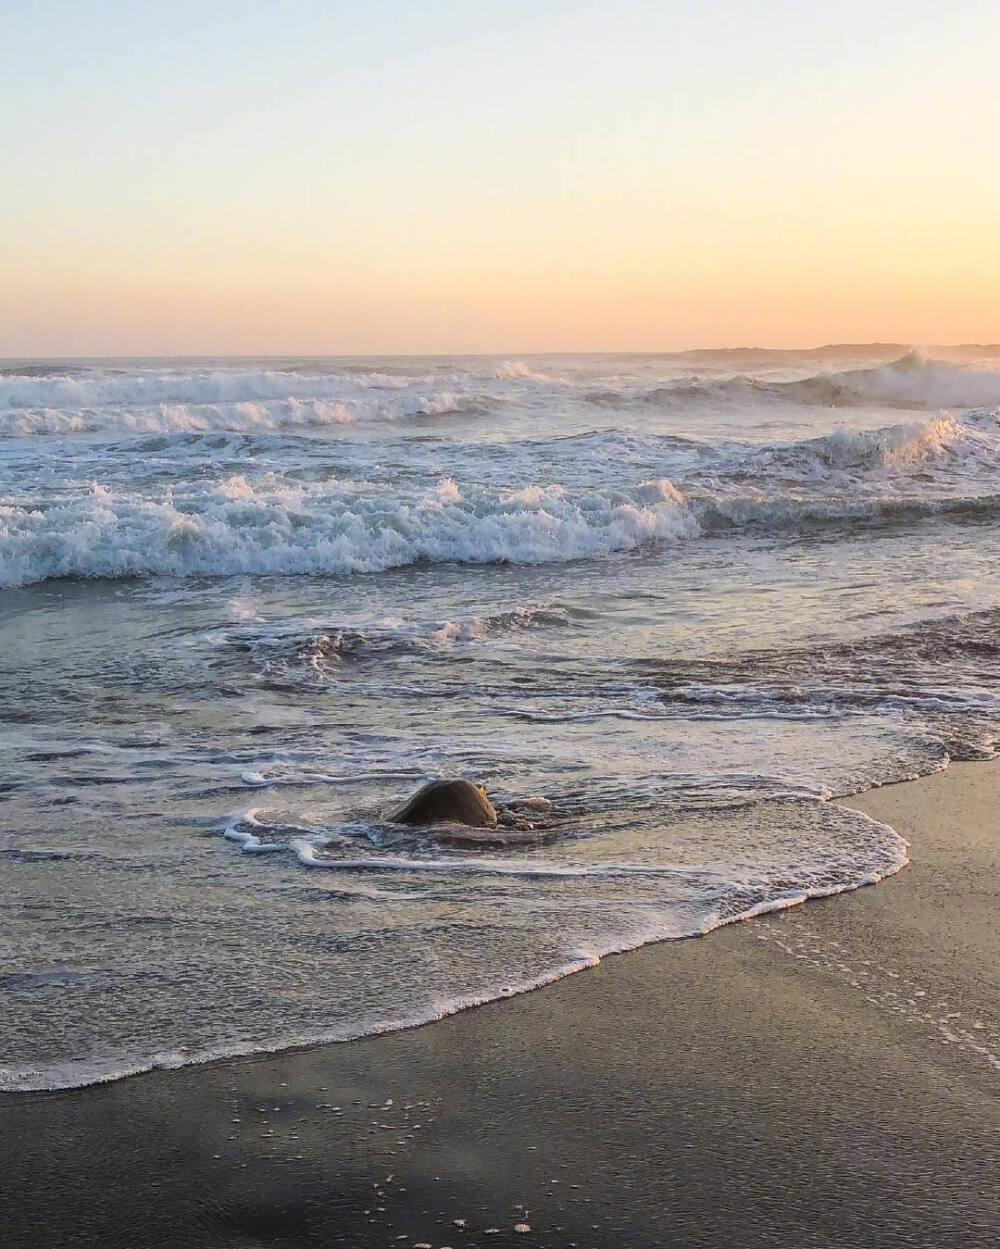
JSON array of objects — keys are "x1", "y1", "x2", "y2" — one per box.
[{"x1": 389, "y1": 779, "x2": 499, "y2": 828}]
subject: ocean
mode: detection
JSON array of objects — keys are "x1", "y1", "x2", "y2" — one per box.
[{"x1": 3, "y1": 346, "x2": 1000, "y2": 1092}]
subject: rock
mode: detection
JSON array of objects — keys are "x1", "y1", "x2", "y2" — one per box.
[{"x1": 390, "y1": 780, "x2": 498, "y2": 828}]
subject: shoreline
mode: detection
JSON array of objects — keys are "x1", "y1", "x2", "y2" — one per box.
[
  {"x1": 2, "y1": 761, "x2": 997, "y2": 1247},
  {"x1": 3, "y1": 791, "x2": 910, "y2": 1099}
]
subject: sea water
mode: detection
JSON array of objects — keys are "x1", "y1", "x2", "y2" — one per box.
[{"x1": 3, "y1": 347, "x2": 1000, "y2": 1090}]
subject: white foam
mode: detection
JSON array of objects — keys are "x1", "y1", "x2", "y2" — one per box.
[
  {"x1": 0, "y1": 368, "x2": 492, "y2": 437},
  {"x1": 0, "y1": 807, "x2": 908, "y2": 1094},
  {"x1": 0, "y1": 473, "x2": 699, "y2": 588},
  {"x1": 243, "y1": 603, "x2": 572, "y2": 677},
  {"x1": 0, "y1": 952, "x2": 604, "y2": 1094},
  {"x1": 0, "y1": 368, "x2": 420, "y2": 410},
  {"x1": 494, "y1": 360, "x2": 566, "y2": 384},
  {"x1": 289, "y1": 840, "x2": 703, "y2": 878},
  {"x1": 758, "y1": 408, "x2": 1000, "y2": 480},
  {"x1": 222, "y1": 809, "x2": 284, "y2": 852}
]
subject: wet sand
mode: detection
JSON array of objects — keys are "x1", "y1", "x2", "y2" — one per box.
[{"x1": 2, "y1": 761, "x2": 997, "y2": 1248}]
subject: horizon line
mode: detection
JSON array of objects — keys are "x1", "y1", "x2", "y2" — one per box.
[{"x1": 4, "y1": 341, "x2": 1000, "y2": 363}]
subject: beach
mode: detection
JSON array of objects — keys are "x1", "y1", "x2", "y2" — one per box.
[
  {"x1": 6, "y1": 4, "x2": 1000, "y2": 1244},
  {"x1": 3, "y1": 760, "x2": 996, "y2": 1249}
]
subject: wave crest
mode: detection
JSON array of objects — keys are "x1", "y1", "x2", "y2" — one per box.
[
  {"x1": 596, "y1": 353, "x2": 1000, "y2": 414},
  {"x1": 0, "y1": 369, "x2": 494, "y2": 437},
  {"x1": 771, "y1": 352, "x2": 1000, "y2": 409},
  {"x1": 0, "y1": 474, "x2": 698, "y2": 588}
]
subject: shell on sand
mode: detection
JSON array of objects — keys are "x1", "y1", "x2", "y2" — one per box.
[{"x1": 389, "y1": 779, "x2": 498, "y2": 828}]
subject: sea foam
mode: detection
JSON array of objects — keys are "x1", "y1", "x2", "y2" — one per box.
[{"x1": 0, "y1": 475, "x2": 699, "y2": 588}]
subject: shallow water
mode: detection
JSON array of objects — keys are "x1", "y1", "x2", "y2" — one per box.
[{"x1": 3, "y1": 347, "x2": 1000, "y2": 1090}]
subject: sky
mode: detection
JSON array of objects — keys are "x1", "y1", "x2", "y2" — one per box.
[{"x1": 2, "y1": 0, "x2": 999, "y2": 356}]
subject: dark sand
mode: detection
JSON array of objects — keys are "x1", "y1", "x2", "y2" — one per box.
[{"x1": 2, "y1": 762, "x2": 997, "y2": 1248}]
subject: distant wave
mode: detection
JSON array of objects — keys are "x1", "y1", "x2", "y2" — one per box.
[
  {"x1": 0, "y1": 395, "x2": 492, "y2": 439},
  {"x1": 493, "y1": 359, "x2": 567, "y2": 384},
  {"x1": 0, "y1": 360, "x2": 582, "y2": 439},
  {"x1": 0, "y1": 368, "x2": 427, "y2": 409},
  {"x1": 605, "y1": 353, "x2": 1000, "y2": 413},
  {"x1": 769, "y1": 351, "x2": 1000, "y2": 409},
  {"x1": 0, "y1": 367, "x2": 508, "y2": 437},
  {"x1": 4, "y1": 352, "x2": 1000, "y2": 439}
]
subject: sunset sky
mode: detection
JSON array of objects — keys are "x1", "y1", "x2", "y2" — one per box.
[{"x1": 3, "y1": 0, "x2": 998, "y2": 356}]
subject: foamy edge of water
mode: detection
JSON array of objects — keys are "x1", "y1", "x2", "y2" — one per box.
[{"x1": 0, "y1": 806, "x2": 907, "y2": 1095}]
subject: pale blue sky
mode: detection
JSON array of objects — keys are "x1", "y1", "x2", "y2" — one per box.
[{"x1": 3, "y1": 1, "x2": 998, "y2": 354}]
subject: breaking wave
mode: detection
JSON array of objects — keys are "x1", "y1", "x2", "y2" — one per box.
[
  {"x1": 494, "y1": 360, "x2": 567, "y2": 384},
  {"x1": 0, "y1": 476, "x2": 697, "y2": 588},
  {"x1": 769, "y1": 414, "x2": 965, "y2": 471},
  {"x1": 0, "y1": 368, "x2": 430, "y2": 410},
  {"x1": 0, "y1": 396, "x2": 492, "y2": 438},
  {"x1": 611, "y1": 352, "x2": 1000, "y2": 413},
  {"x1": 5, "y1": 445, "x2": 1000, "y2": 589},
  {"x1": 5, "y1": 352, "x2": 1000, "y2": 440},
  {"x1": 0, "y1": 367, "x2": 507, "y2": 437},
  {"x1": 771, "y1": 351, "x2": 1000, "y2": 410}
]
